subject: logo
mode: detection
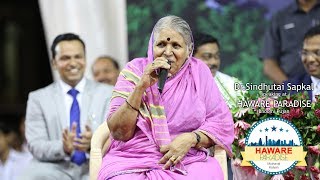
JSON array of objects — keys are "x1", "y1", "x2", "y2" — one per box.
[{"x1": 241, "y1": 117, "x2": 307, "y2": 175}]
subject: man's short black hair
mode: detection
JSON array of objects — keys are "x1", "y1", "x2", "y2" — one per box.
[
  {"x1": 95, "y1": 55, "x2": 120, "y2": 70},
  {"x1": 304, "y1": 25, "x2": 320, "y2": 41},
  {"x1": 193, "y1": 32, "x2": 220, "y2": 55},
  {"x1": 0, "y1": 122, "x2": 12, "y2": 135},
  {"x1": 51, "y1": 33, "x2": 86, "y2": 59}
]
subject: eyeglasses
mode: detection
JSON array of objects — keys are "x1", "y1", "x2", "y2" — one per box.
[
  {"x1": 299, "y1": 49, "x2": 320, "y2": 58},
  {"x1": 201, "y1": 52, "x2": 220, "y2": 61}
]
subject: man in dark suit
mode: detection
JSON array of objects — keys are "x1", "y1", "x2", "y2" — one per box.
[
  {"x1": 19, "y1": 33, "x2": 113, "y2": 180},
  {"x1": 284, "y1": 25, "x2": 320, "y2": 101}
]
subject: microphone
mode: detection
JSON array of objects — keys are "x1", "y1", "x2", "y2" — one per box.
[{"x1": 157, "y1": 60, "x2": 171, "y2": 94}]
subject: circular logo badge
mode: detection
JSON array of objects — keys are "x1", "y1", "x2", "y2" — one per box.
[{"x1": 242, "y1": 117, "x2": 306, "y2": 175}]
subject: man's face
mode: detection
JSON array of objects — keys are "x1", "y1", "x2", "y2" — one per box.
[
  {"x1": 301, "y1": 35, "x2": 320, "y2": 78},
  {"x1": 194, "y1": 42, "x2": 220, "y2": 76},
  {"x1": 92, "y1": 58, "x2": 119, "y2": 86},
  {"x1": 52, "y1": 40, "x2": 86, "y2": 87}
]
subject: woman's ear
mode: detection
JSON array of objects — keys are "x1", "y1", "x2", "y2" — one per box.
[{"x1": 188, "y1": 43, "x2": 194, "y2": 57}]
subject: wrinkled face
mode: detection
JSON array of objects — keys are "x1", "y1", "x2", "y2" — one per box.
[
  {"x1": 301, "y1": 35, "x2": 320, "y2": 78},
  {"x1": 92, "y1": 58, "x2": 119, "y2": 86},
  {"x1": 52, "y1": 40, "x2": 86, "y2": 87},
  {"x1": 153, "y1": 28, "x2": 189, "y2": 75},
  {"x1": 194, "y1": 43, "x2": 220, "y2": 77}
]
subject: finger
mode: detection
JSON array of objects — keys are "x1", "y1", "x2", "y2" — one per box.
[
  {"x1": 173, "y1": 155, "x2": 183, "y2": 165},
  {"x1": 144, "y1": 64, "x2": 158, "y2": 77},
  {"x1": 63, "y1": 128, "x2": 68, "y2": 133},
  {"x1": 154, "y1": 57, "x2": 170, "y2": 64},
  {"x1": 152, "y1": 60, "x2": 171, "y2": 70},
  {"x1": 62, "y1": 137, "x2": 67, "y2": 144},
  {"x1": 71, "y1": 122, "x2": 77, "y2": 133},
  {"x1": 163, "y1": 158, "x2": 173, "y2": 170},
  {"x1": 63, "y1": 129, "x2": 68, "y2": 137},
  {"x1": 74, "y1": 137, "x2": 90, "y2": 144},
  {"x1": 158, "y1": 152, "x2": 171, "y2": 164},
  {"x1": 80, "y1": 131, "x2": 93, "y2": 139},
  {"x1": 85, "y1": 125, "x2": 91, "y2": 132},
  {"x1": 160, "y1": 145, "x2": 170, "y2": 153},
  {"x1": 74, "y1": 143, "x2": 89, "y2": 151},
  {"x1": 63, "y1": 133, "x2": 67, "y2": 141}
]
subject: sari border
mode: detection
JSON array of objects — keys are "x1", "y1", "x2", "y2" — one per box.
[
  {"x1": 198, "y1": 129, "x2": 233, "y2": 158},
  {"x1": 105, "y1": 168, "x2": 151, "y2": 180}
]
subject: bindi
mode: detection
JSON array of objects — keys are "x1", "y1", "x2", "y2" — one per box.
[{"x1": 167, "y1": 37, "x2": 170, "y2": 41}]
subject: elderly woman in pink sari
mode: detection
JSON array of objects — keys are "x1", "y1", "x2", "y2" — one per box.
[{"x1": 96, "y1": 15, "x2": 234, "y2": 180}]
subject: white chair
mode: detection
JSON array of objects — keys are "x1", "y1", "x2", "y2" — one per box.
[{"x1": 212, "y1": 145, "x2": 228, "y2": 180}]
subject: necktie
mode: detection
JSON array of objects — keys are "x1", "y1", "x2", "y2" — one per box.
[{"x1": 68, "y1": 88, "x2": 86, "y2": 165}]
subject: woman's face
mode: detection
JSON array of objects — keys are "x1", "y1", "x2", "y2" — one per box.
[{"x1": 153, "y1": 28, "x2": 189, "y2": 75}]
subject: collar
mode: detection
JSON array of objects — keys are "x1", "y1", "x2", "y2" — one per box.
[
  {"x1": 1, "y1": 149, "x2": 21, "y2": 164},
  {"x1": 215, "y1": 71, "x2": 221, "y2": 77},
  {"x1": 311, "y1": 76, "x2": 320, "y2": 87},
  {"x1": 59, "y1": 78, "x2": 86, "y2": 94}
]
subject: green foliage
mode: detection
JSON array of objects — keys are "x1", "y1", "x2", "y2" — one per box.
[{"x1": 127, "y1": 1, "x2": 270, "y2": 84}]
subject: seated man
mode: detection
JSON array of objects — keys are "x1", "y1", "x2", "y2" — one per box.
[
  {"x1": 193, "y1": 32, "x2": 245, "y2": 109},
  {"x1": 193, "y1": 32, "x2": 250, "y2": 180},
  {"x1": 284, "y1": 25, "x2": 320, "y2": 101},
  {"x1": 92, "y1": 56, "x2": 120, "y2": 86},
  {"x1": 20, "y1": 33, "x2": 113, "y2": 180}
]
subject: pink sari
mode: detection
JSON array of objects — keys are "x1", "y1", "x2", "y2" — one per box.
[{"x1": 98, "y1": 33, "x2": 234, "y2": 180}]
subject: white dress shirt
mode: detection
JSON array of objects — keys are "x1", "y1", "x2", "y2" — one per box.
[
  {"x1": 0, "y1": 149, "x2": 32, "y2": 180},
  {"x1": 214, "y1": 71, "x2": 245, "y2": 108},
  {"x1": 58, "y1": 78, "x2": 86, "y2": 131},
  {"x1": 311, "y1": 76, "x2": 320, "y2": 102}
]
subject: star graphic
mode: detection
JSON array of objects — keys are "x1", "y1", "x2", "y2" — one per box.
[
  {"x1": 271, "y1": 126, "x2": 277, "y2": 131},
  {"x1": 279, "y1": 127, "x2": 283, "y2": 132},
  {"x1": 265, "y1": 128, "x2": 269, "y2": 132}
]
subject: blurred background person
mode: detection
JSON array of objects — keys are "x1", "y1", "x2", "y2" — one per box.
[
  {"x1": 92, "y1": 56, "x2": 120, "y2": 86},
  {"x1": 193, "y1": 32, "x2": 245, "y2": 109},
  {"x1": 284, "y1": 25, "x2": 320, "y2": 101},
  {"x1": 19, "y1": 33, "x2": 113, "y2": 180},
  {"x1": 260, "y1": 0, "x2": 320, "y2": 84},
  {"x1": 6, "y1": 112, "x2": 32, "y2": 163},
  {"x1": 0, "y1": 122, "x2": 31, "y2": 180}
]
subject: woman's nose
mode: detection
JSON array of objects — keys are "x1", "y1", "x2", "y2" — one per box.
[{"x1": 164, "y1": 46, "x2": 173, "y2": 55}]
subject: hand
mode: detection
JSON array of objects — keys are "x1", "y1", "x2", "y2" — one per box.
[
  {"x1": 158, "y1": 133, "x2": 196, "y2": 169},
  {"x1": 62, "y1": 122, "x2": 77, "y2": 155},
  {"x1": 137, "y1": 57, "x2": 171, "y2": 90},
  {"x1": 74, "y1": 125, "x2": 92, "y2": 152}
]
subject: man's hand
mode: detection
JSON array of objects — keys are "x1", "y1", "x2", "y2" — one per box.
[
  {"x1": 62, "y1": 122, "x2": 77, "y2": 155},
  {"x1": 158, "y1": 133, "x2": 196, "y2": 169},
  {"x1": 74, "y1": 125, "x2": 92, "y2": 152}
]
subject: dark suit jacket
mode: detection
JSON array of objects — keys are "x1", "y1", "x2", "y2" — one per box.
[{"x1": 283, "y1": 73, "x2": 312, "y2": 100}]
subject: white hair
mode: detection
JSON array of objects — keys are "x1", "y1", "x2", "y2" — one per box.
[{"x1": 153, "y1": 15, "x2": 193, "y2": 52}]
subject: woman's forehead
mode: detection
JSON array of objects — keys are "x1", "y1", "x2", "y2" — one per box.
[{"x1": 154, "y1": 28, "x2": 185, "y2": 43}]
